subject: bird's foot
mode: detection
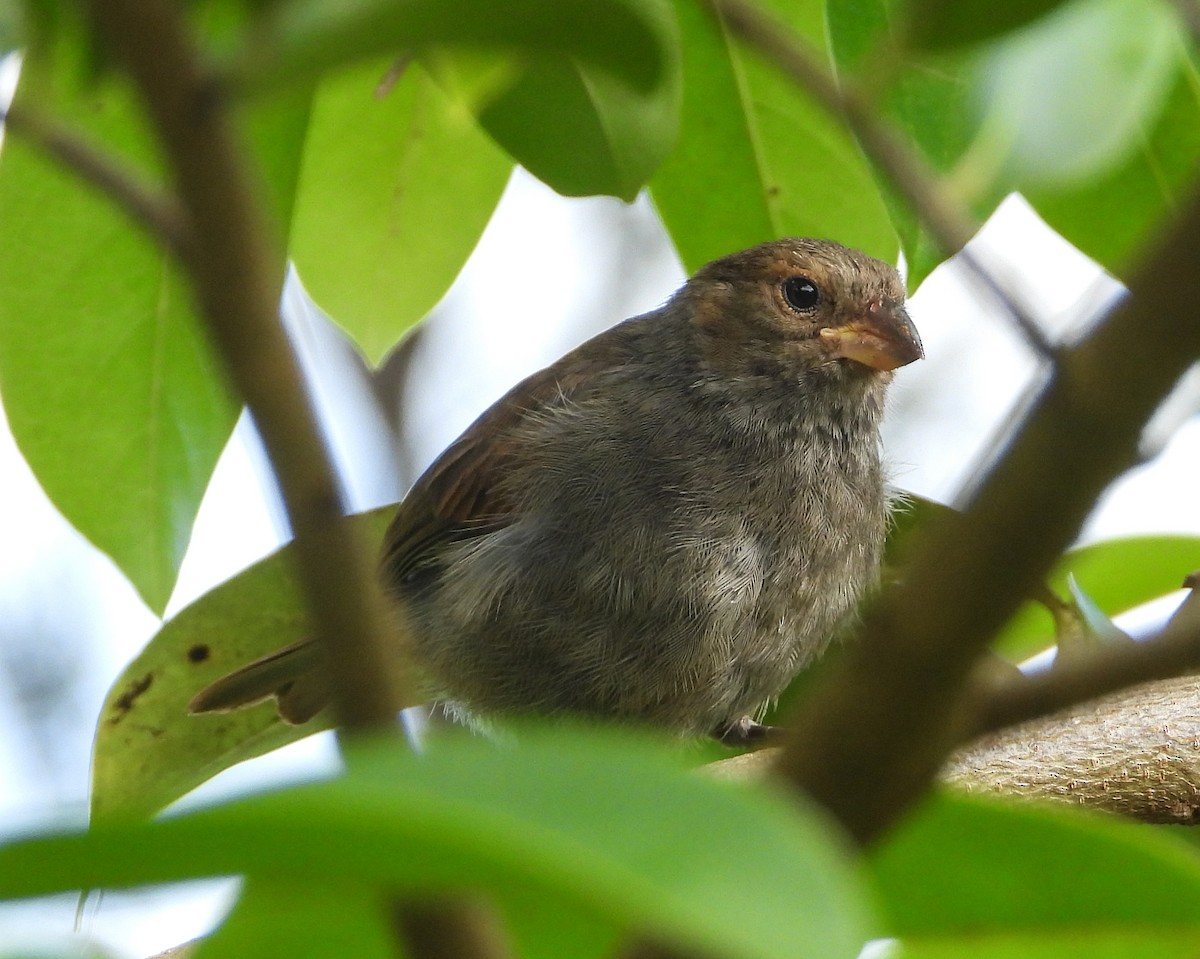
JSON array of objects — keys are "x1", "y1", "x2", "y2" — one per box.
[{"x1": 714, "y1": 715, "x2": 785, "y2": 748}]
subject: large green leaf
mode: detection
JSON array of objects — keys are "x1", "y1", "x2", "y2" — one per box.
[
  {"x1": 239, "y1": 0, "x2": 670, "y2": 99},
  {"x1": 90, "y1": 507, "x2": 399, "y2": 825},
  {"x1": 0, "y1": 54, "x2": 233, "y2": 614},
  {"x1": 289, "y1": 58, "x2": 511, "y2": 364},
  {"x1": 871, "y1": 792, "x2": 1200, "y2": 954},
  {"x1": 0, "y1": 27, "x2": 310, "y2": 613},
  {"x1": 652, "y1": 0, "x2": 898, "y2": 272},
  {"x1": 29, "y1": 730, "x2": 875, "y2": 959}
]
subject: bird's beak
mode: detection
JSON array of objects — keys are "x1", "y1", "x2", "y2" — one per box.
[{"x1": 819, "y1": 302, "x2": 924, "y2": 372}]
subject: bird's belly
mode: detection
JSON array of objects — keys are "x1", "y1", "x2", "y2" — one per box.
[{"x1": 410, "y1": 503, "x2": 875, "y2": 735}]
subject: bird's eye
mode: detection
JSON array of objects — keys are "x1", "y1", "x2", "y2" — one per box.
[{"x1": 781, "y1": 276, "x2": 820, "y2": 311}]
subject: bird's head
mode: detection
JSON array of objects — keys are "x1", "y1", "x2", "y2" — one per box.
[{"x1": 684, "y1": 238, "x2": 923, "y2": 381}]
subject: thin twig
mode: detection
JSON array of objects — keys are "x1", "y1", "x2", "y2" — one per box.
[
  {"x1": 967, "y1": 618, "x2": 1200, "y2": 739},
  {"x1": 0, "y1": 104, "x2": 193, "y2": 263},
  {"x1": 707, "y1": 0, "x2": 1058, "y2": 358}
]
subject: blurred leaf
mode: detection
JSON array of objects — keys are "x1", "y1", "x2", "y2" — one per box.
[
  {"x1": 871, "y1": 792, "x2": 1200, "y2": 945},
  {"x1": 971, "y1": 0, "x2": 1181, "y2": 188},
  {"x1": 651, "y1": 0, "x2": 898, "y2": 272},
  {"x1": 995, "y1": 535, "x2": 1200, "y2": 660},
  {"x1": 1025, "y1": 44, "x2": 1200, "y2": 271},
  {"x1": 90, "y1": 507, "x2": 398, "y2": 825},
  {"x1": 197, "y1": 878, "x2": 394, "y2": 959},
  {"x1": 33, "y1": 730, "x2": 875, "y2": 959},
  {"x1": 901, "y1": 0, "x2": 1075, "y2": 52},
  {"x1": 289, "y1": 58, "x2": 511, "y2": 364},
  {"x1": 827, "y1": 0, "x2": 1198, "y2": 284},
  {"x1": 238, "y1": 0, "x2": 669, "y2": 98},
  {"x1": 500, "y1": 884, "x2": 622, "y2": 959}
]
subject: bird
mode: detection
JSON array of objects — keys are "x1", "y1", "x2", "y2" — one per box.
[{"x1": 190, "y1": 238, "x2": 923, "y2": 744}]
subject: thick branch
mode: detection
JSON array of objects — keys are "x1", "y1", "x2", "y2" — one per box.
[
  {"x1": 946, "y1": 676, "x2": 1200, "y2": 823},
  {"x1": 84, "y1": 0, "x2": 406, "y2": 735},
  {"x1": 713, "y1": 674, "x2": 1200, "y2": 824},
  {"x1": 773, "y1": 183, "x2": 1200, "y2": 844}
]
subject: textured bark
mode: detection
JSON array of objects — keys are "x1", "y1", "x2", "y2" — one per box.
[
  {"x1": 946, "y1": 675, "x2": 1200, "y2": 823},
  {"x1": 711, "y1": 675, "x2": 1200, "y2": 824}
]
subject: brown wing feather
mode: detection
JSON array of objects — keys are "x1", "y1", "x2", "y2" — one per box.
[{"x1": 379, "y1": 324, "x2": 639, "y2": 587}]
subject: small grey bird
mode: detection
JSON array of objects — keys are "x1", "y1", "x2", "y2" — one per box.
[{"x1": 190, "y1": 238, "x2": 923, "y2": 743}]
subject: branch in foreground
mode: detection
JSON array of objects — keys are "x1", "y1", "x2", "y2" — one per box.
[
  {"x1": 81, "y1": 4, "x2": 496, "y2": 957},
  {"x1": 773, "y1": 180, "x2": 1200, "y2": 844}
]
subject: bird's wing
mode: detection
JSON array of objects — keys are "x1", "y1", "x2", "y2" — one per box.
[{"x1": 379, "y1": 326, "x2": 637, "y2": 588}]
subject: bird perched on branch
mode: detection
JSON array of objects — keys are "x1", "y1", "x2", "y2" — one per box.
[{"x1": 191, "y1": 238, "x2": 923, "y2": 743}]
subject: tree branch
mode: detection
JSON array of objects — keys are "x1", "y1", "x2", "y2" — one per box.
[
  {"x1": 967, "y1": 598, "x2": 1200, "y2": 738},
  {"x1": 80, "y1": 4, "x2": 501, "y2": 958},
  {"x1": 713, "y1": 673, "x2": 1200, "y2": 824}
]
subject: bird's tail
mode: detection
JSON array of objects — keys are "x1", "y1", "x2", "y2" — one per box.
[{"x1": 189, "y1": 640, "x2": 330, "y2": 725}]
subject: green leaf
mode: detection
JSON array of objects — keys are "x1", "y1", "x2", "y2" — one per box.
[
  {"x1": 289, "y1": 59, "x2": 511, "y2": 364},
  {"x1": 89, "y1": 507, "x2": 398, "y2": 825},
  {"x1": 197, "y1": 878, "x2": 395, "y2": 959},
  {"x1": 459, "y1": 42, "x2": 681, "y2": 202},
  {"x1": 27, "y1": 729, "x2": 876, "y2": 959},
  {"x1": 0, "y1": 54, "x2": 235, "y2": 614},
  {"x1": 238, "y1": 0, "x2": 669, "y2": 99},
  {"x1": 871, "y1": 792, "x2": 1200, "y2": 941},
  {"x1": 995, "y1": 535, "x2": 1200, "y2": 660},
  {"x1": 0, "y1": 23, "x2": 310, "y2": 613},
  {"x1": 971, "y1": 0, "x2": 1182, "y2": 189},
  {"x1": 901, "y1": 0, "x2": 1076, "y2": 52},
  {"x1": 652, "y1": 0, "x2": 898, "y2": 272}
]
